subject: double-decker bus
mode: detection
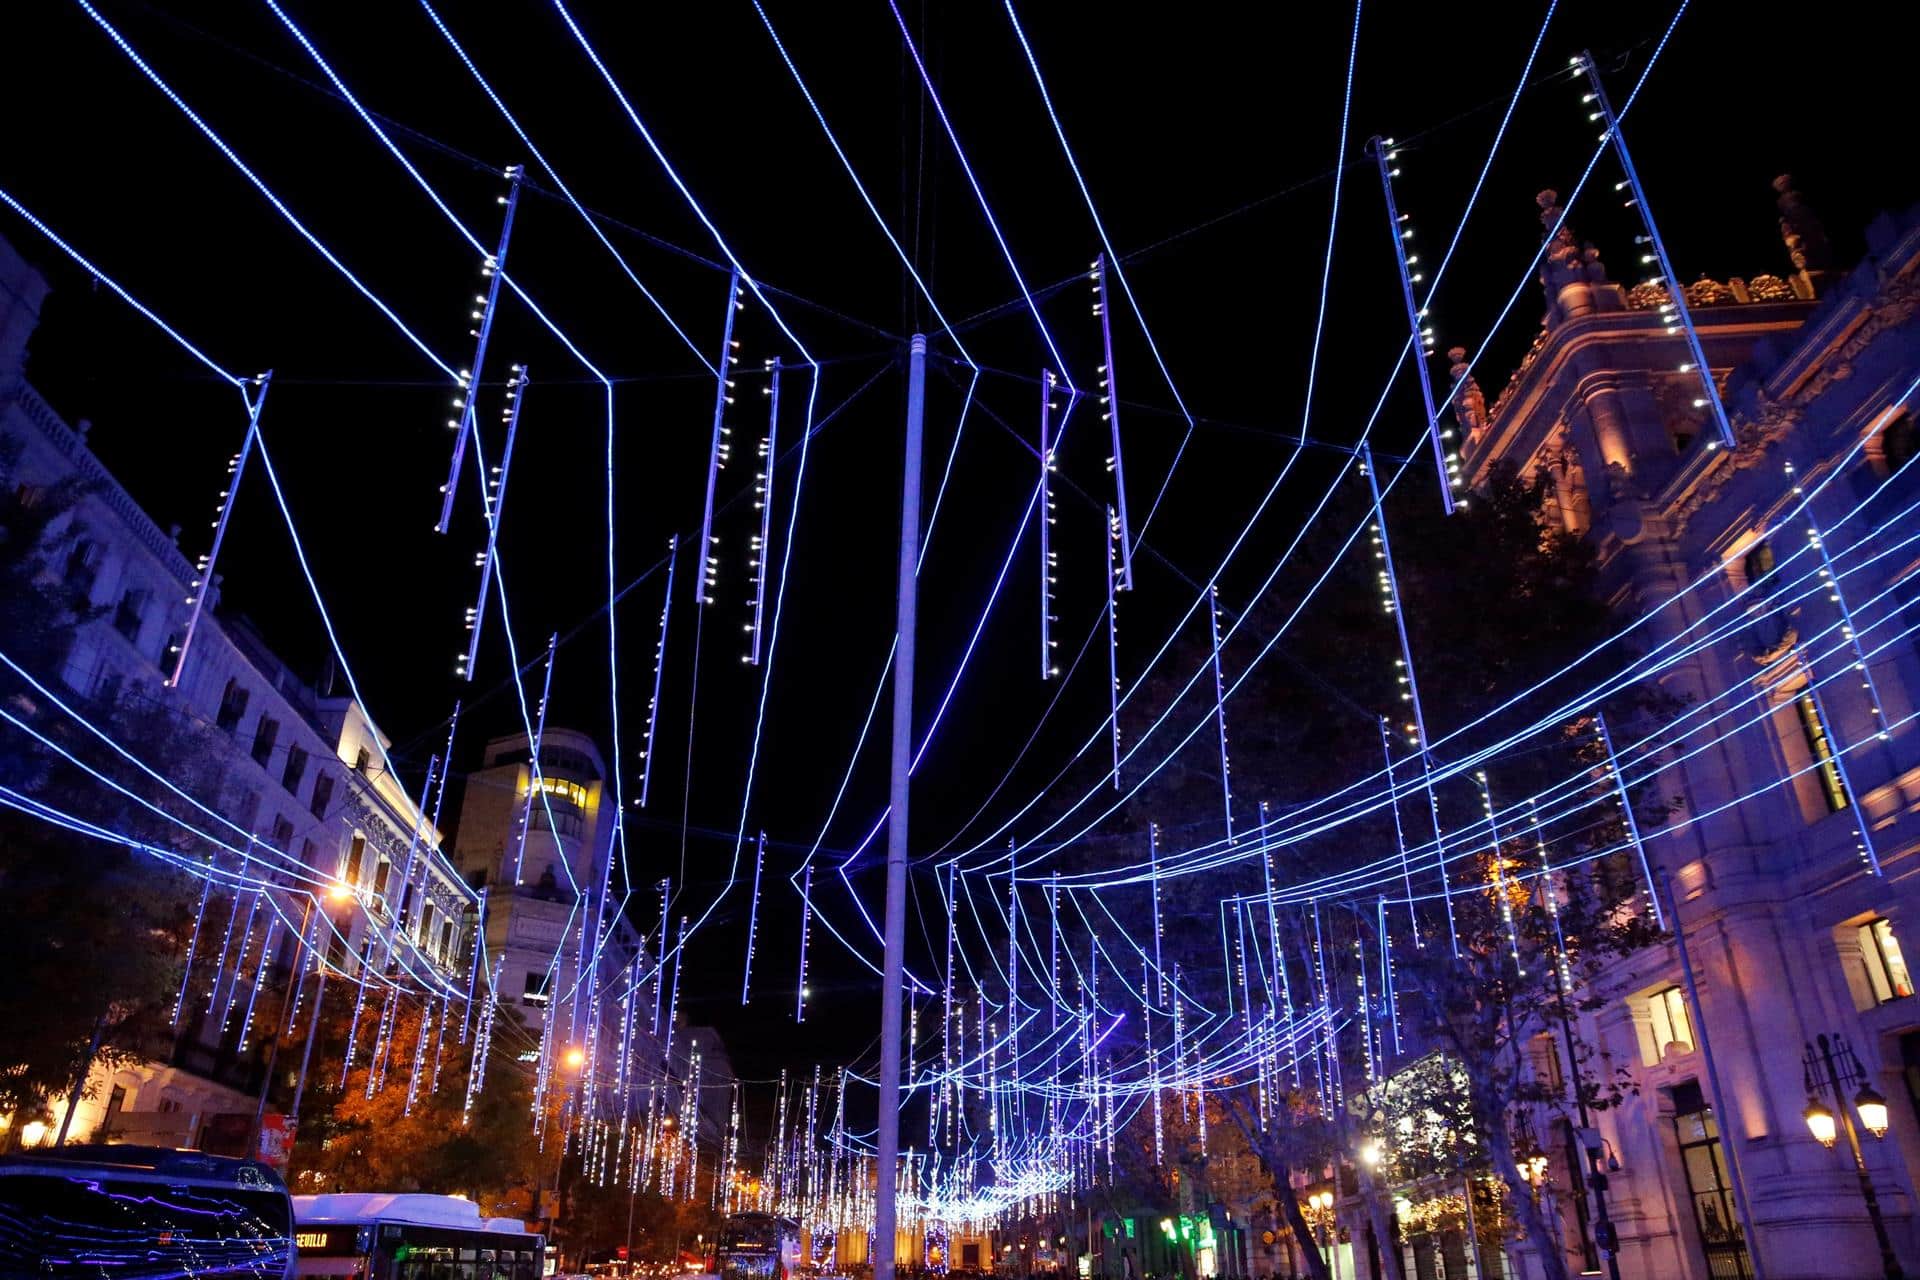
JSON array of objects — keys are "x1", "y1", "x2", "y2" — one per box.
[
  {"x1": 291, "y1": 1193, "x2": 543, "y2": 1280},
  {"x1": 0, "y1": 1144, "x2": 297, "y2": 1278},
  {"x1": 716, "y1": 1214, "x2": 799, "y2": 1280}
]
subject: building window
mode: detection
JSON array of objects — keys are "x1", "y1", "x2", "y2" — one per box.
[
  {"x1": 1743, "y1": 540, "x2": 1778, "y2": 596},
  {"x1": 523, "y1": 970, "x2": 551, "y2": 1007},
  {"x1": 216, "y1": 679, "x2": 250, "y2": 734},
  {"x1": 354, "y1": 746, "x2": 371, "y2": 773},
  {"x1": 439, "y1": 920, "x2": 455, "y2": 964},
  {"x1": 1879, "y1": 411, "x2": 1918, "y2": 477},
  {"x1": 113, "y1": 589, "x2": 145, "y2": 642},
  {"x1": 269, "y1": 814, "x2": 294, "y2": 852},
  {"x1": 1795, "y1": 691, "x2": 1850, "y2": 813},
  {"x1": 372, "y1": 856, "x2": 391, "y2": 904},
  {"x1": 343, "y1": 833, "x2": 366, "y2": 886},
  {"x1": 63, "y1": 537, "x2": 100, "y2": 595},
  {"x1": 1636, "y1": 985, "x2": 1695, "y2": 1066},
  {"x1": 1858, "y1": 918, "x2": 1915, "y2": 1004},
  {"x1": 251, "y1": 716, "x2": 279, "y2": 768},
  {"x1": 1670, "y1": 1080, "x2": 1751, "y2": 1275},
  {"x1": 309, "y1": 772, "x2": 334, "y2": 819},
  {"x1": 282, "y1": 745, "x2": 308, "y2": 794}
]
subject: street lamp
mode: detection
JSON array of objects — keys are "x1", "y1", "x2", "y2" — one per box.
[
  {"x1": 1359, "y1": 1139, "x2": 1383, "y2": 1169},
  {"x1": 1803, "y1": 1032, "x2": 1903, "y2": 1280}
]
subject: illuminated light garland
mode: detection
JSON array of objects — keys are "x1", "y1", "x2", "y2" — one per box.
[
  {"x1": 1592, "y1": 710, "x2": 1670, "y2": 921},
  {"x1": 1377, "y1": 896, "x2": 1402, "y2": 1054},
  {"x1": 462, "y1": 365, "x2": 529, "y2": 680},
  {"x1": 745, "y1": 360, "x2": 782, "y2": 665},
  {"x1": 208, "y1": 880, "x2": 251, "y2": 1023},
  {"x1": 170, "y1": 873, "x2": 214, "y2": 1030},
  {"x1": 697, "y1": 271, "x2": 744, "y2": 607},
  {"x1": 1207, "y1": 582, "x2": 1237, "y2": 843},
  {"x1": 633, "y1": 537, "x2": 677, "y2": 810},
  {"x1": 1574, "y1": 50, "x2": 1733, "y2": 451},
  {"x1": 405, "y1": 997, "x2": 434, "y2": 1116},
  {"x1": 743, "y1": 830, "x2": 766, "y2": 1003},
  {"x1": 1106, "y1": 506, "x2": 1123, "y2": 788},
  {"x1": 1787, "y1": 458, "x2": 1891, "y2": 739},
  {"x1": 236, "y1": 916, "x2": 279, "y2": 1051},
  {"x1": 437, "y1": 165, "x2": 523, "y2": 535},
  {"x1": 1090, "y1": 257, "x2": 1135, "y2": 589},
  {"x1": 1362, "y1": 442, "x2": 1458, "y2": 953},
  {"x1": 509, "y1": 635, "x2": 558, "y2": 886},
  {"x1": 460, "y1": 887, "x2": 487, "y2": 1045},
  {"x1": 1368, "y1": 137, "x2": 1455, "y2": 513},
  {"x1": 1377, "y1": 715, "x2": 1422, "y2": 945},
  {"x1": 1476, "y1": 770, "x2": 1524, "y2": 974},
  {"x1": 1352, "y1": 924, "x2": 1376, "y2": 1085},
  {"x1": 170, "y1": 374, "x2": 270, "y2": 686},
  {"x1": 652, "y1": 879, "x2": 670, "y2": 1034},
  {"x1": 1040, "y1": 371, "x2": 1062, "y2": 679},
  {"x1": 1258, "y1": 806, "x2": 1298, "y2": 1088},
  {"x1": 1527, "y1": 797, "x2": 1574, "y2": 993},
  {"x1": 797, "y1": 863, "x2": 814, "y2": 1023},
  {"x1": 340, "y1": 939, "x2": 374, "y2": 1087}
]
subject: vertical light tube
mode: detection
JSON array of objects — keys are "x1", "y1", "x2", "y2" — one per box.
[
  {"x1": 461, "y1": 365, "x2": 529, "y2": 679},
  {"x1": 1477, "y1": 770, "x2": 1525, "y2": 973},
  {"x1": 1039, "y1": 371, "x2": 1060, "y2": 679},
  {"x1": 695, "y1": 270, "x2": 744, "y2": 605},
  {"x1": 1208, "y1": 583, "x2": 1236, "y2": 843},
  {"x1": 170, "y1": 374, "x2": 271, "y2": 686},
  {"x1": 1593, "y1": 710, "x2": 1670, "y2": 921},
  {"x1": 1106, "y1": 505, "x2": 1123, "y2": 789},
  {"x1": 1363, "y1": 442, "x2": 1459, "y2": 955},
  {"x1": 1091, "y1": 255, "x2": 1134, "y2": 589},
  {"x1": 638, "y1": 539, "x2": 677, "y2": 807},
  {"x1": 742, "y1": 830, "x2": 766, "y2": 1003},
  {"x1": 1577, "y1": 52, "x2": 1734, "y2": 450},
  {"x1": 1378, "y1": 716, "x2": 1422, "y2": 946},
  {"x1": 1788, "y1": 459, "x2": 1891, "y2": 739},
  {"x1": 1369, "y1": 138, "x2": 1455, "y2": 513},
  {"x1": 510, "y1": 634, "x2": 558, "y2": 885},
  {"x1": 796, "y1": 864, "x2": 814, "y2": 1023},
  {"x1": 747, "y1": 360, "x2": 782, "y2": 664},
  {"x1": 437, "y1": 166, "x2": 524, "y2": 533}
]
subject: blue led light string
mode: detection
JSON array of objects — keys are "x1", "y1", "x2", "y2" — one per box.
[
  {"x1": 747, "y1": 360, "x2": 783, "y2": 665},
  {"x1": 1088, "y1": 259, "x2": 1136, "y2": 589},
  {"x1": 743, "y1": 830, "x2": 767, "y2": 1005},
  {"x1": 1040, "y1": 372, "x2": 1062, "y2": 679},
  {"x1": 1106, "y1": 507, "x2": 1123, "y2": 788},
  {"x1": 638, "y1": 539, "x2": 677, "y2": 808},
  {"x1": 413, "y1": 0, "x2": 712, "y2": 372},
  {"x1": 1369, "y1": 138, "x2": 1455, "y2": 512},
  {"x1": 462, "y1": 364, "x2": 528, "y2": 678},
  {"x1": 170, "y1": 375, "x2": 270, "y2": 686},
  {"x1": 436, "y1": 166, "x2": 521, "y2": 537},
  {"x1": 698, "y1": 272, "x2": 745, "y2": 608},
  {"x1": 1575, "y1": 44, "x2": 1730, "y2": 450},
  {"x1": 955, "y1": 14, "x2": 1691, "y2": 886}
]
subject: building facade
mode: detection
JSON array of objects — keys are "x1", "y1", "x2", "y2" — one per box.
[
  {"x1": 1452, "y1": 182, "x2": 1920, "y2": 1279},
  {"x1": 0, "y1": 229, "x2": 475, "y2": 1154}
]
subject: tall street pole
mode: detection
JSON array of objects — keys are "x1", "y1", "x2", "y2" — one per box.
[{"x1": 875, "y1": 335, "x2": 927, "y2": 1280}]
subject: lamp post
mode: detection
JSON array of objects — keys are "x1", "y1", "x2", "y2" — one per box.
[
  {"x1": 1305, "y1": 1191, "x2": 1337, "y2": 1280},
  {"x1": 1803, "y1": 1032, "x2": 1901, "y2": 1279}
]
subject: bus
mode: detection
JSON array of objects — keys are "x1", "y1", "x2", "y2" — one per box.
[
  {"x1": 0, "y1": 1144, "x2": 297, "y2": 1278},
  {"x1": 291, "y1": 1193, "x2": 543, "y2": 1280},
  {"x1": 715, "y1": 1214, "x2": 799, "y2": 1280}
]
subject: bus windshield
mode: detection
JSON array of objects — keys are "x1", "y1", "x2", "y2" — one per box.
[{"x1": 0, "y1": 1170, "x2": 295, "y2": 1277}]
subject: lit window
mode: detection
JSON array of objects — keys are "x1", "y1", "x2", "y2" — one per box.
[
  {"x1": 1796, "y1": 692, "x2": 1849, "y2": 814},
  {"x1": 1636, "y1": 986, "x2": 1695, "y2": 1066},
  {"x1": 1858, "y1": 918, "x2": 1915, "y2": 1004},
  {"x1": 533, "y1": 775, "x2": 589, "y2": 809}
]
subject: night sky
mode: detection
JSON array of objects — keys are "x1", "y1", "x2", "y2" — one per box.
[{"x1": 2, "y1": 0, "x2": 1910, "y2": 1094}]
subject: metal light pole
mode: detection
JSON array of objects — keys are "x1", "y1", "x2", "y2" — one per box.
[
  {"x1": 874, "y1": 335, "x2": 927, "y2": 1280},
  {"x1": 1803, "y1": 1032, "x2": 1902, "y2": 1279}
]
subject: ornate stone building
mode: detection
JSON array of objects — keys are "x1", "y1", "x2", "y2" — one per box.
[
  {"x1": 0, "y1": 229, "x2": 474, "y2": 1154},
  {"x1": 1456, "y1": 181, "x2": 1920, "y2": 1280}
]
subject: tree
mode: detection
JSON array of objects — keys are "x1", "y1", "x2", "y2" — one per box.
[
  {"x1": 0, "y1": 475, "x2": 213, "y2": 1135},
  {"x1": 1050, "y1": 460, "x2": 1671, "y2": 1280},
  {"x1": 289, "y1": 997, "x2": 540, "y2": 1205}
]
